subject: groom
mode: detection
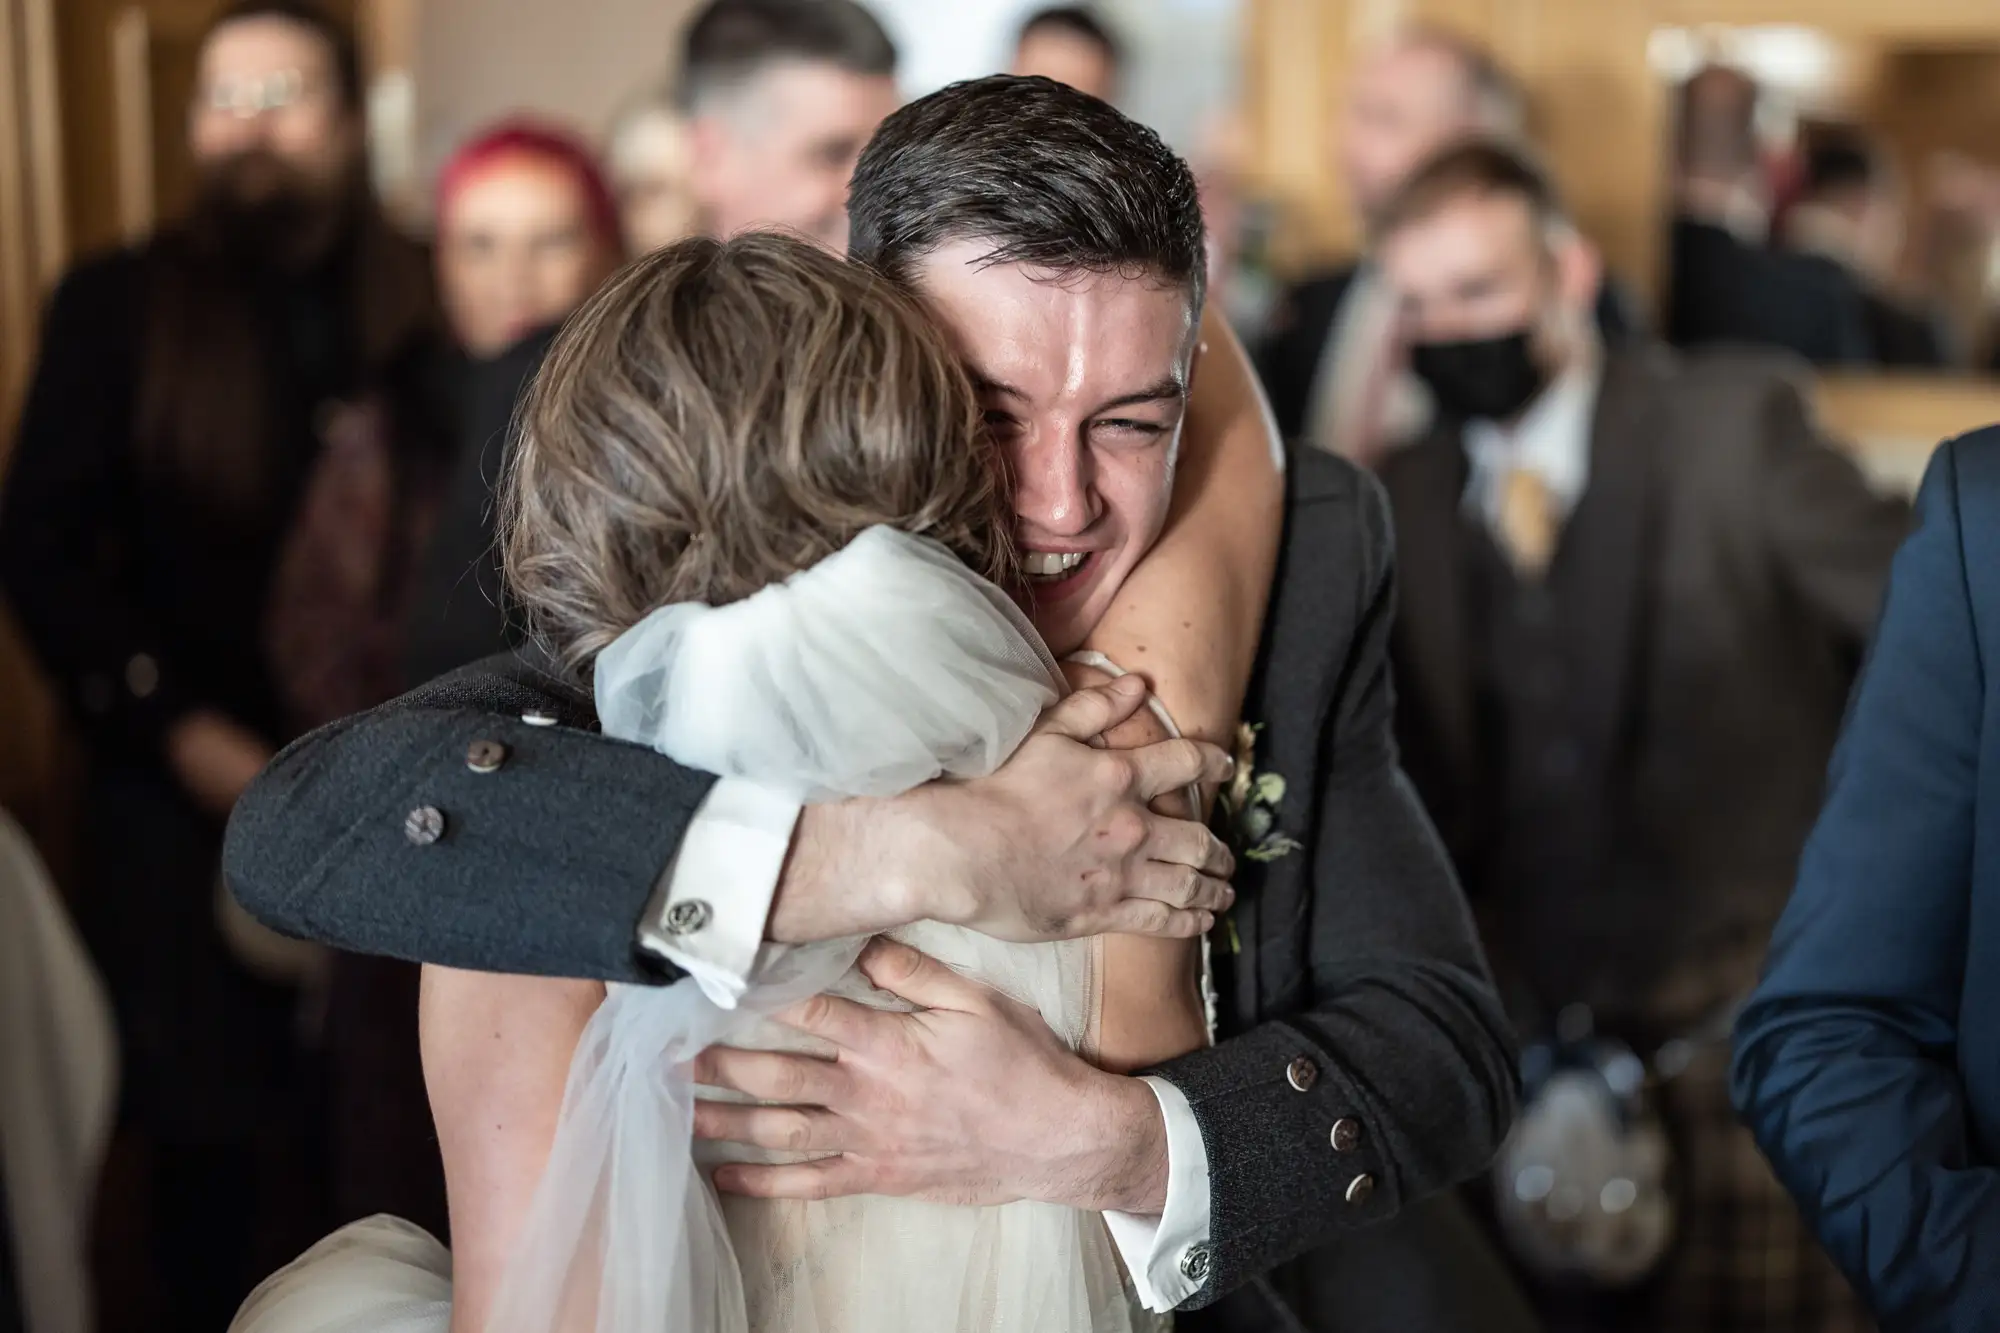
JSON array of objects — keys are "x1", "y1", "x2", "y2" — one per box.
[{"x1": 225, "y1": 77, "x2": 1524, "y2": 1330}]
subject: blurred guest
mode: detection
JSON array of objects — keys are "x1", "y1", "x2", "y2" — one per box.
[
  {"x1": 1372, "y1": 140, "x2": 1903, "y2": 1332},
  {"x1": 1009, "y1": 5, "x2": 1122, "y2": 104},
  {"x1": 678, "y1": 0, "x2": 897, "y2": 250},
  {"x1": 1783, "y1": 130, "x2": 1949, "y2": 369},
  {"x1": 605, "y1": 94, "x2": 697, "y2": 254},
  {"x1": 400, "y1": 120, "x2": 622, "y2": 683},
  {"x1": 0, "y1": 3, "x2": 436, "y2": 1327},
  {"x1": 325, "y1": 119, "x2": 625, "y2": 1248},
  {"x1": 1257, "y1": 28, "x2": 1634, "y2": 464},
  {"x1": 1919, "y1": 152, "x2": 2000, "y2": 369},
  {"x1": 1189, "y1": 107, "x2": 1280, "y2": 341},
  {"x1": 1667, "y1": 65, "x2": 1873, "y2": 366},
  {"x1": 0, "y1": 805, "x2": 117, "y2": 1333},
  {"x1": 1733, "y1": 428, "x2": 2000, "y2": 1333},
  {"x1": 432, "y1": 119, "x2": 620, "y2": 361}
]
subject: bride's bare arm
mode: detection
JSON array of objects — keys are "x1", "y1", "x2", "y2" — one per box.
[
  {"x1": 421, "y1": 965, "x2": 606, "y2": 1333},
  {"x1": 1081, "y1": 307, "x2": 1284, "y2": 752},
  {"x1": 1083, "y1": 311, "x2": 1284, "y2": 1072}
]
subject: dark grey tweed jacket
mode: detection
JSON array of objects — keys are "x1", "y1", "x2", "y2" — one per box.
[{"x1": 224, "y1": 448, "x2": 1518, "y2": 1319}]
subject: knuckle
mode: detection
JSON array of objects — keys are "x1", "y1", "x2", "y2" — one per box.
[
  {"x1": 780, "y1": 1110, "x2": 815, "y2": 1154},
  {"x1": 1175, "y1": 866, "x2": 1204, "y2": 906},
  {"x1": 797, "y1": 993, "x2": 836, "y2": 1032},
  {"x1": 1094, "y1": 752, "x2": 1139, "y2": 793},
  {"x1": 772, "y1": 1058, "x2": 810, "y2": 1103},
  {"x1": 1165, "y1": 738, "x2": 1202, "y2": 773},
  {"x1": 1102, "y1": 806, "x2": 1148, "y2": 856}
]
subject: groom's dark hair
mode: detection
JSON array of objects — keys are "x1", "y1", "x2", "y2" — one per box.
[{"x1": 847, "y1": 75, "x2": 1205, "y2": 308}]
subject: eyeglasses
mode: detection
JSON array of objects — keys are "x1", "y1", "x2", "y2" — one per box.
[{"x1": 203, "y1": 68, "x2": 320, "y2": 118}]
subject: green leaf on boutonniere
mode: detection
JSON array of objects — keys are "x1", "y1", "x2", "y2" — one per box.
[{"x1": 1215, "y1": 721, "x2": 1301, "y2": 897}]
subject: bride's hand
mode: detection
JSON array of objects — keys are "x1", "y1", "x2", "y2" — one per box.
[
  {"x1": 768, "y1": 677, "x2": 1236, "y2": 946},
  {"x1": 693, "y1": 937, "x2": 1169, "y2": 1213}
]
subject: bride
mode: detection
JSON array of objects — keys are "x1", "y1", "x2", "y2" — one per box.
[{"x1": 232, "y1": 231, "x2": 1228, "y2": 1333}]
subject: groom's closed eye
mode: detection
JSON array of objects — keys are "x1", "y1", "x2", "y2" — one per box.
[{"x1": 1092, "y1": 417, "x2": 1170, "y2": 438}]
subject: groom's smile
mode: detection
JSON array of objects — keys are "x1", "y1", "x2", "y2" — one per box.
[{"x1": 913, "y1": 239, "x2": 1200, "y2": 655}]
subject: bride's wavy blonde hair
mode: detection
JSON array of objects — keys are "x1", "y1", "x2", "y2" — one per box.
[{"x1": 502, "y1": 231, "x2": 1015, "y2": 671}]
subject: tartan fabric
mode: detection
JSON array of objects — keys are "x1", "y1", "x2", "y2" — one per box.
[
  {"x1": 1642, "y1": 1048, "x2": 1872, "y2": 1333},
  {"x1": 1514, "y1": 1044, "x2": 1873, "y2": 1333}
]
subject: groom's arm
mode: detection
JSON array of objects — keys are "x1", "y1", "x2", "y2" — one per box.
[
  {"x1": 225, "y1": 653, "x2": 1235, "y2": 985},
  {"x1": 1148, "y1": 473, "x2": 1519, "y2": 1307},
  {"x1": 224, "y1": 654, "x2": 712, "y2": 983}
]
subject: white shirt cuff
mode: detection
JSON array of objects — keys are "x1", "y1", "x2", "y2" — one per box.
[
  {"x1": 635, "y1": 778, "x2": 800, "y2": 1008},
  {"x1": 1103, "y1": 1075, "x2": 1214, "y2": 1312}
]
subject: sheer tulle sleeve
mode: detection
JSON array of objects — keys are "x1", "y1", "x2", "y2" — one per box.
[{"x1": 483, "y1": 528, "x2": 1061, "y2": 1333}]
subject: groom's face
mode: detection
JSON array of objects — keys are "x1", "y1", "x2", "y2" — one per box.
[{"x1": 914, "y1": 240, "x2": 1199, "y2": 654}]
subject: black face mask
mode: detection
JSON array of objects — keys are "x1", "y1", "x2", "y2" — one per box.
[{"x1": 1408, "y1": 328, "x2": 1550, "y2": 423}]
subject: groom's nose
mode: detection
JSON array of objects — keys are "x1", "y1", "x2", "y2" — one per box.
[{"x1": 1011, "y1": 429, "x2": 1098, "y2": 537}]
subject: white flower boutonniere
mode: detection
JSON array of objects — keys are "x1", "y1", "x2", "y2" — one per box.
[
  {"x1": 1219, "y1": 722, "x2": 1302, "y2": 863},
  {"x1": 1213, "y1": 722, "x2": 1301, "y2": 954}
]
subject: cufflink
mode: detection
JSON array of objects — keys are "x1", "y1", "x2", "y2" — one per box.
[
  {"x1": 1178, "y1": 1244, "x2": 1211, "y2": 1285},
  {"x1": 663, "y1": 898, "x2": 712, "y2": 936}
]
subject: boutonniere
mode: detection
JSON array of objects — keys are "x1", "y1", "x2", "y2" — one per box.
[{"x1": 1213, "y1": 722, "x2": 1302, "y2": 954}]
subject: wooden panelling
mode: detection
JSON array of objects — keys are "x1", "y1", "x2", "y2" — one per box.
[
  {"x1": 1657, "y1": 0, "x2": 2000, "y2": 43},
  {"x1": 1242, "y1": 0, "x2": 2000, "y2": 303},
  {"x1": 1819, "y1": 374, "x2": 2000, "y2": 493}
]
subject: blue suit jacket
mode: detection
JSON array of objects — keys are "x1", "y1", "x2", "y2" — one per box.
[{"x1": 1733, "y1": 427, "x2": 2000, "y2": 1331}]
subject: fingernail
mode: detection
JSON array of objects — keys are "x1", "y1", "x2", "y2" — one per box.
[
  {"x1": 1114, "y1": 675, "x2": 1143, "y2": 693},
  {"x1": 1223, "y1": 887, "x2": 1236, "y2": 907}
]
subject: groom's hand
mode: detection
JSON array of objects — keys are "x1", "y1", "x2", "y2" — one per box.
[
  {"x1": 692, "y1": 937, "x2": 1170, "y2": 1213},
  {"x1": 769, "y1": 677, "x2": 1236, "y2": 945}
]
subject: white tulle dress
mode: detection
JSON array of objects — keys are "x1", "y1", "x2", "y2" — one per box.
[{"x1": 230, "y1": 527, "x2": 1166, "y2": 1333}]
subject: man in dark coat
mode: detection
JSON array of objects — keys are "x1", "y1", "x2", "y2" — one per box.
[
  {"x1": 1371, "y1": 138, "x2": 1904, "y2": 1332},
  {"x1": 1734, "y1": 428, "x2": 2000, "y2": 1333}
]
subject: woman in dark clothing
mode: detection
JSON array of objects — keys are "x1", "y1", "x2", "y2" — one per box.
[
  {"x1": 400, "y1": 119, "x2": 623, "y2": 683},
  {"x1": 0, "y1": 5, "x2": 436, "y2": 1329}
]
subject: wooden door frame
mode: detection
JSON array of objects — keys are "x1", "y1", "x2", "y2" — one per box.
[{"x1": 0, "y1": 0, "x2": 66, "y2": 439}]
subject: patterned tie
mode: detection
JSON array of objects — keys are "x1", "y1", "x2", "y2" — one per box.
[{"x1": 1498, "y1": 466, "x2": 1559, "y2": 578}]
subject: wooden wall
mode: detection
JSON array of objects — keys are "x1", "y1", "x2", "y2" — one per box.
[
  {"x1": 1, "y1": 0, "x2": 72, "y2": 852},
  {"x1": 1241, "y1": 0, "x2": 2000, "y2": 305}
]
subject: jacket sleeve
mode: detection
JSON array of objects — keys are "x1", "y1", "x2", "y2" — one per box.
[
  {"x1": 222, "y1": 660, "x2": 717, "y2": 983},
  {"x1": 1756, "y1": 374, "x2": 1911, "y2": 647},
  {"x1": 0, "y1": 255, "x2": 200, "y2": 754},
  {"x1": 1731, "y1": 433, "x2": 2000, "y2": 1332},
  {"x1": 1155, "y1": 473, "x2": 1520, "y2": 1308}
]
